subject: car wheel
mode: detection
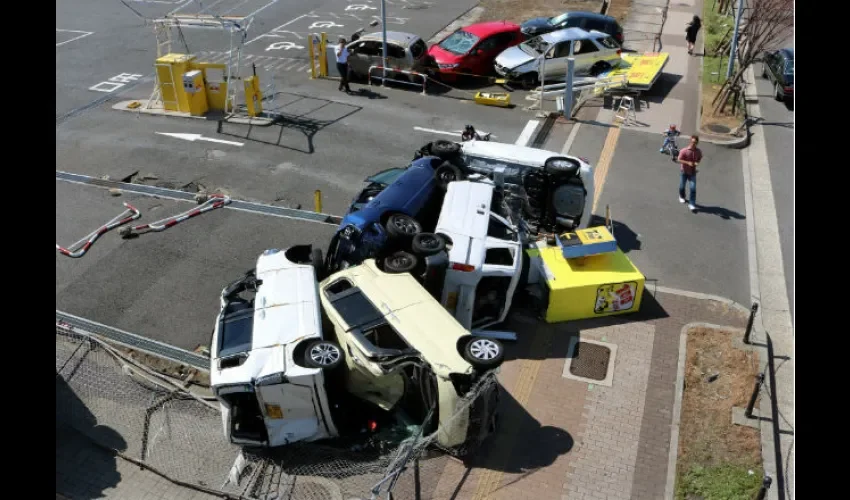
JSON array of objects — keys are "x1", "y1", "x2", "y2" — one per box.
[
  {"x1": 311, "y1": 248, "x2": 325, "y2": 280},
  {"x1": 385, "y1": 213, "x2": 422, "y2": 239},
  {"x1": 761, "y1": 64, "x2": 768, "y2": 79},
  {"x1": 589, "y1": 61, "x2": 612, "y2": 77},
  {"x1": 383, "y1": 250, "x2": 419, "y2": 274},
  {"x1": 544, "y1": 156, "x2": 580, "y2": 176},
  {"x1": 412, "y1": 233, "x2": 446, "y2": 256},
  {"x1": 434, "y1": 162, "x2": 464, "y2": 189},
  {"x1": 430, "y1": 140, "x2": 461, "y2": 159},
  {"x1": 774, "y1": 83, "x2": 783, "y2": 101},
  {"x1": 304, "y1": 340, "x2": 343, "y2": 370},
  {"x1": 462, "y1": 337, "x2": 505, "y2": 369},
  {"x1": 520, "y1": 72, "x2": 539, "y2": 90}
]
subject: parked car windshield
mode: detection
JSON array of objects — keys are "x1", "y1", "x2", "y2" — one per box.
[
  {"x1": 439, "y1": 30, "x2": 479, "y2": 55},
  {"x1": 549, "y1": 13, "x2": 569, "y2": 25},
  {"x1": 522, "y1": 37, "x2": 550, "y2": 55}
]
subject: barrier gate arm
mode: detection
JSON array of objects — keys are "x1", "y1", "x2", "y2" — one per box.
[
  {"x1": 122, "y1": 195, "x2": 231, "y2": 236},
  {"x1": 57, "y1": 202, "x2": 141, "y2": 258}
]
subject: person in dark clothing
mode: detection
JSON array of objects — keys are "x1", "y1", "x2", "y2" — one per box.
[
  {"x1": 336, "y1": 37, "x2": 352, "y2": 93},
  {"x1": 685, "y1": 16, "x2": 701, "y2": 55}
]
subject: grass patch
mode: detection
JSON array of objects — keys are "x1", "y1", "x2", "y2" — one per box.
[
  {"x1": 675, "y1": 325, "x2": 763, "y2": 500},
  {"x1": 478, "y1": 0, "x2": 630, "y2": 25},
  {"x1": 699, "y1": 2, "x2": 745, "y2": 132}
]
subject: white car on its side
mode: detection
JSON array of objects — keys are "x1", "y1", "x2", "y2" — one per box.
[{"x1": 209, "y1": 246, "x2": 343, "y2": 448}]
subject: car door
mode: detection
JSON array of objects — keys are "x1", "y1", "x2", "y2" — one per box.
[
  {"x1": 572, "y1": 37, "x2": 603, "y2": 72},
  {"x1": 543, "y1": 40, "x2": 571, "y2": 78},
  {"x1": 386, "y1": 42, "x2": 408, "y2": 72},
  {"x1": 348, "y1": 40, "x2": 380, "y2": 76},
  {"x1": 763, "y1": 52, "x2": 777, "y2": 83},
  {"x1": 469, "y1": 32, "x2": 513, "y2": 74}
]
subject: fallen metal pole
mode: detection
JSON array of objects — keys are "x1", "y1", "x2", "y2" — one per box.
[
  {"x1": 745, "y1": 373, "x2": 764, "y2": 419},
  {"x1": 743, "y1": 302, "x2": 759, "y2": 344}
]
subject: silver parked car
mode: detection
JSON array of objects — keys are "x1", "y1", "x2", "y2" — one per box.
[
  {"x1": 345, "y1": 31, "x2": 430, "y2": 80},
  {"x1": 494, "y1": 28, "x2": 622, "y2": 87}
]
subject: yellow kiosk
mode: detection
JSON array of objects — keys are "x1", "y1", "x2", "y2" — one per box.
[{"x1": 527, "y1": 226, "x2": 645, "y2": 323}]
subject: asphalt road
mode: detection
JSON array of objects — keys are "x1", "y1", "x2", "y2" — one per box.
[
  {"x1": 56, "y1": 180, "x2": 338, "y2": 351},
  {"x1": 593, "y1": 128, "x2": 750, "y2": 305},
  {"x1": 753, "y1": 66, "x2": 794, "y2": 319}
]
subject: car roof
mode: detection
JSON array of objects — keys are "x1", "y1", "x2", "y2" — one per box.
[
  {"x1": 461, "y1": 140, "x2": 580, "y2": 167},
  {"x1": 541, "y1": 27, "x2": 607, "y2": 43},
  {"x1": 556, "y1": 11, "x2": 617, "y2": 22},
  {"x1": 461, "y1": 21, "x2": 521, "y2": 37},
  {"x1": 360, "y1": 31, "x2": 421, "y2": 46}
]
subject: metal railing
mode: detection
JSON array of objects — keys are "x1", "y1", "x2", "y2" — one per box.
[{"x1": 368, "y1": 65, "x2": 428, "y2": 95}]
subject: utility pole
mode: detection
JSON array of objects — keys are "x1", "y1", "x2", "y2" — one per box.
[
  {"x1": 381, "y1": 0, "x2": 388, "y2": 83},
  {"x1": 563, "y1": 58, "x2": 575, "y2": 119},
  {"x1": 726, "y1": 0, "x2": 745, "y2": 79}
]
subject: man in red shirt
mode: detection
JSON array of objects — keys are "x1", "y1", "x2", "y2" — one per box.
[{"x1": 677, "y1": 135, "x2": 702, "y2": 213}]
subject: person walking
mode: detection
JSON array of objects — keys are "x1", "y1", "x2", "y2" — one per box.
[
  {"x1": 677, "y1": 135, "x2": 702, "y2": 213},
  {"x1": 685, "y1": 16, "x2": 701, "y2": 55},
  {"x1": 336, "y1": 37, "x2": 352, "y2": 93}
]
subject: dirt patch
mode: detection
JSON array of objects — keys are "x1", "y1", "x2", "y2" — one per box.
[
  {"x1": 118, "y1": 346, "x2": 211, "y2": 388},
  {"x1": 699, "y1": 83, "x2": 745, "y2": 136},
  {"x1": 675, "y1": 325, "x2": 763, "y2": 498},
  {"x1": 478, "y1": 0, "x2": 628, "y2": 24}
]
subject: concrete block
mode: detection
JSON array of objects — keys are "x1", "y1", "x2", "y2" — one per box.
[{"x1": 732, "y1": 406, "x2": 760, "y2": 429}]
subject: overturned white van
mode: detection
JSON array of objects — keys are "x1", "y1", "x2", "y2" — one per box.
[{"x1": 209, "y1": 246, "x2": 342, "y2": 447}]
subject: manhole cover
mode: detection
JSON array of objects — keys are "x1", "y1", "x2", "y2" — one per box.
[
  {"x1": 706, "y1": 123, "x2": 731, "y2": 134},
  {"x1": 569, "y1": 342, "x2": 611, "y2": 380}
]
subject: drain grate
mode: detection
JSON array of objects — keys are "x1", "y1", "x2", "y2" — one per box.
[
  {"x1": 569, "y1": 342, "x2": 611, "y2": 381},
  {"x1": 706, "y1": 123, "x2": 732, "y2": 134}
]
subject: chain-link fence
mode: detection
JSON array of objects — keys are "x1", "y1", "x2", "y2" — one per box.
[{"x1": 56, "y1": 322, "x2": 500, "y2": 500}]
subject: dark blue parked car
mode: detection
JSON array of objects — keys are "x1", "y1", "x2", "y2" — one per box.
[
  {"x1": 326, "y1": 156, "x2": 448, "y2": 275},
  {"x1": 521, "y1": 11, "x2": 624, "y2": 46}
]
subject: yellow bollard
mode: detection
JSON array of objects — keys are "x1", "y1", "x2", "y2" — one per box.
[
  {"x1": 314, "y1": 190, "x2": 322, "y2": 213},
  {"x1": 319, "y1": 32, "x2": 328, "y2": 78}
]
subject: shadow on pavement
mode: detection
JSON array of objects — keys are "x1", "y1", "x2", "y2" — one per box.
[
  {"x1": 588, "y1": 215, "x2": 642, "y2": 253},
  {"x1": 695, "y1": 204, "x2": 745, "y2": 220},
  {"x1": 56, "y1": 374, "x2": 127, "y2": 500},
  {"x1": 217, "y1": 92, "x2": 362, "y2": 154},
  {"x1": 644, "y1": 73, "x2": 684, "y2": 104}
]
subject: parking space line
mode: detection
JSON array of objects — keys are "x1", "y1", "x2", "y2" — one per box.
[
  {"x1": 591, "y1": 124, "x2": 622, "y2": 214},
  {"x1": 561, "y1": 123, "x2": 582, "y2": 155},
  {"x1": 56, "y1": 29, "x2": 94, "y2": 47},
  {"x1": 515, "y1": 120, "x2": 539, "y2": 146},
  {"x1": 245, "y1": 14, "x2": 309, "y2": 45},
  {"x1": 413, "y1": 126, "x2": 497, "y2": 139}
]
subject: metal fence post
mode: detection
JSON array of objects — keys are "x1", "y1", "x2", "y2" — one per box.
[
  {"x1": 754, "y1": 475, "x2": 772, "y2": 500},
  {"x1": 745, "y1": 373, "x2": 764, "y2": 419},
  {"x1": 743, "y1": 302, "x2": 759, "y2": 344}
]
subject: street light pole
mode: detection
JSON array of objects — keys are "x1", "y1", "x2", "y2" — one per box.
[
  {"x1": 726, "y1": 0, "x2": 745, "y2": 79},
  {"x1": 563, "y1": 58, "x2": 575, "y2": 119},
  {"x1": 381, "y1": 0, "x2": 388, "y2": 83}
]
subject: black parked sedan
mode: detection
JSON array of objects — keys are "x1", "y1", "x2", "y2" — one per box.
[
  {"x1": 520, "y1": 11, "x2": 624, "y2": 46},
  {"x1": 762, "y1": 48, "x2": 793, "y2": 102}
]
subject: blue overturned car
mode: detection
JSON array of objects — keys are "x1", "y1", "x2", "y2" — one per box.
[{"x1": 325, "y1": 156, "x2": 449, "y2": 275}]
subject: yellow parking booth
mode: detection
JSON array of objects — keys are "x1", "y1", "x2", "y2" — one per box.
[
  {"x1": 243, "y1": 75, "x2": 263, "y2": 116},
  {"x1": 528, "y1": 243, "x2": 645, "y2": 323},
  {"x1": 155, "y1": 53, "x2": 196, "y2": 112},
  {"x1": 182, "y1": 70, "x2": 209, "y2": 116}
]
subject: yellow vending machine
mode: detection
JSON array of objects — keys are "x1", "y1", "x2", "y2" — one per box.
[
  {"x1": 154, "y1": 53, "x2": 196, "y2": 112},
  {"x1": 182, "y1": 70, "x2": 209, "y2": 116}
]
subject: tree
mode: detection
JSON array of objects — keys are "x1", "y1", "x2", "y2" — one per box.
[{"x1": 710, "y1": 0, "x2": 793, "y2": 115}]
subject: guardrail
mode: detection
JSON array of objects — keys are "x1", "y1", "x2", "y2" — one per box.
[{"x1": 368, "y1": 65, "x2": 428, "y2": 95}]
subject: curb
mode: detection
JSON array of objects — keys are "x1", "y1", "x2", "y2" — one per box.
[
  {"x1": 650, "y1": 284, "x2": 751, "y2": 315},
  {"x1": 112, "y1": 100, "x2": 277, "y2": 126}
]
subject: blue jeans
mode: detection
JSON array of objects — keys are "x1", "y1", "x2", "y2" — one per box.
[
  {"x1": 679, "y1": 172, "x2": 696, "y2": 204},
  {"x1": 662, "y1": 136, "x2": 676, "y2": 149}
]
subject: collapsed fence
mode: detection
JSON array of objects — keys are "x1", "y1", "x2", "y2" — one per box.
[{"x1": 56, "y1": 320, "x2": 500, "y2": 500}]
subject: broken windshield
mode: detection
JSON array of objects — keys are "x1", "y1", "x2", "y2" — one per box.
[
  {"x1": 521, "y1": 37, "x2": 549, "y2": 55},
  {"x1": 439, "y1": 30, "x2": 480, "y2": 55}
]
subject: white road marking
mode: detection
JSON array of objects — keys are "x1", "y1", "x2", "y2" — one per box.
[
  {"x1": 246, "y1": 14, "x2": 309, "y2": 45},
  {"x1": 156, "y1": 132, "x2": 244, "y2": 147},
  {"x1": 413, "y1": 126, "x2": 497, "y2": 139},
  {"x1": 56, "y1": 29, "x2": 93, "y2": 47},
  {"x1": 515, "y1": 120, "x2": 539, "y2": 146},
  {"x1": 561, "y1": 122, "x2": 582, "y2": 154}
]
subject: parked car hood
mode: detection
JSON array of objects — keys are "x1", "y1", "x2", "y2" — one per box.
[
  {"x1": 427, "y1": 44, "x2": 464, "y2": 64},
  {"x1": 521, "y1": 17, "x2": 552, "y2": 34},
  {"x1": 495, "y1": 45, "x2": 536, "y2": 70}
]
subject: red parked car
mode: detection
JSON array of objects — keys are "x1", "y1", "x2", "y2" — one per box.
[{"x1": 427, "y1": 21, "x2": 523, "y2": 80}]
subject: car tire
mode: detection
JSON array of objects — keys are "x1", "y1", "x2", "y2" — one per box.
[
  {"x1": 383, "y1": 250, "x2": 419, "y2": 274},
  {"x1": 520, "y1": 72, "x2": 539, "y2": 90},
  {"x1": 589, "y1": 61, "x2": 612, "y2": 77},
  {"x1": 462, "y1": 337, "x2": 505, "y2": 369},
  {"x1": 430, "y1": 140, "x2": 461, "y2": 159},
  {"x1": 385, "y1": 213, "x2": 422, "y2": 239},
  {"x1": 311, "y1": 248, "x2": 325, "y2": 280},
  {"x1": 544, "y1": 156, "x2": 580, "y2": 176},
  {"x1": 434, "y1": 162, "x2": 464, "y2": 189},
  {"x1": 412, "y1": 233, "x2": 446, "y2": 256},
  {"x1": 304, "y1": 340, "x2": 343, "y2": 370},
  {"x1": 774, "y1": 82, "x2": 783, "y2": 101}
]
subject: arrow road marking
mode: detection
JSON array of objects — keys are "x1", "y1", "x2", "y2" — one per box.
[{"x1": 156, "y1": 132, "x2": 244, "y2": 147}]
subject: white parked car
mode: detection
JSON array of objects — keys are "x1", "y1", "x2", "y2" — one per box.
[
  {"x1": 417, "y1": 139, "x2": 594, "y2": 232},
  {"x1": 209, "y1": 246, "x2": 343, "y2": 448},
  {"x1": 434, "y1": 180, "x2": 524, "y2": 332},
  {"x1": 494, "y1": 27, "x2": 622, "y2": 87}
]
